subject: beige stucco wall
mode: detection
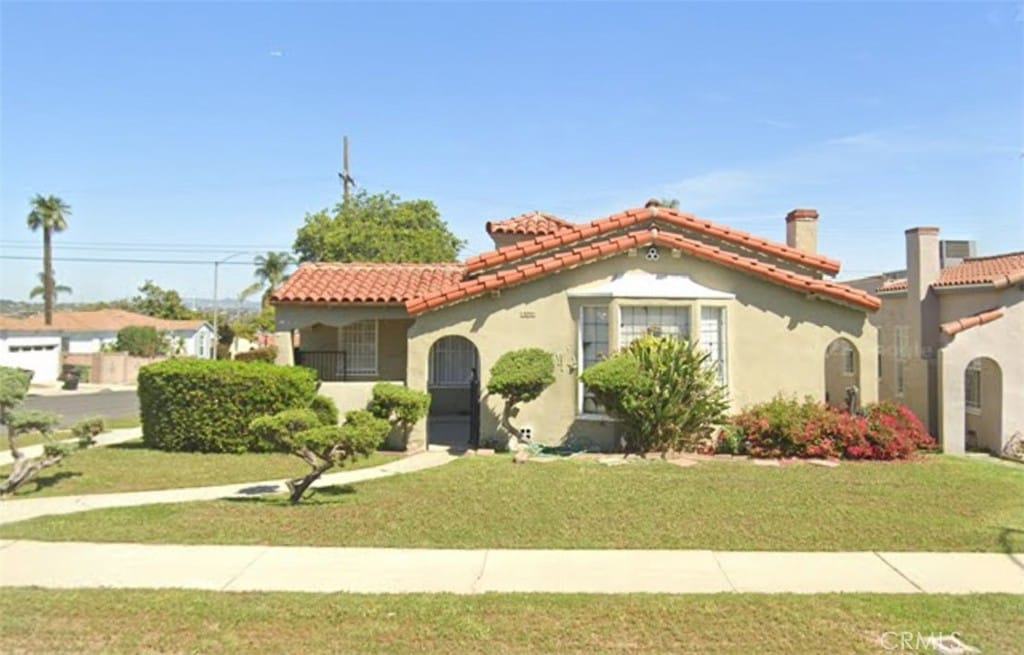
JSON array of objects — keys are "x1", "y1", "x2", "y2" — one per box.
[
  {"x1": 936, "y1": 287, "x2": 1023, "y2": 454},
  {"x1": 404, "y1": 251, "x2": 877, "y2": 451}
]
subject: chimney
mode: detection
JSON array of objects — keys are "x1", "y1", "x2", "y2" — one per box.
[
  {"x1": 905, "y1": 226, "x2": 942, "y2": 444},
  {"x1": 905, "y1": 227, "x2": 941, "y2": 305},
  {"x1": 785, "y1": 209, "x2": 819, "y2": 254}
]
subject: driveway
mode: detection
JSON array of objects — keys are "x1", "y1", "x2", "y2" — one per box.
[{"x1": 23, "y1": 391, "x2": 139, "y2": 427}]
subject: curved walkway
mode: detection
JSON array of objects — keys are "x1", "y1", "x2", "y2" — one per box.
[
  {"x1": 0, "y1": 449, "x2": 457, "y2": 526},
  {"x1": 1, "y1": 540, "x2": 1022, "y2": 594}
]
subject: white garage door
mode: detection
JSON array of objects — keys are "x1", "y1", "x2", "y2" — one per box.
[{"x1": 0, "y1": 345, "x2": 61, "y2": 385}]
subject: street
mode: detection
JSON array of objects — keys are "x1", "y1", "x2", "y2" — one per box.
[{"x1": 23, "y1": 391, "x2": 139, "y2": 428}]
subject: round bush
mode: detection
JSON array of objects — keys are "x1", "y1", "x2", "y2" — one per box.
[{"x1": 138, "y1": 359, "x2": 318, "y2": 453}]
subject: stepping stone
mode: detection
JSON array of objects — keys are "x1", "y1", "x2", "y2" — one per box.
[
  {"x1": 807, "y1": 459, "x2": 840, "y2": 468},
  {"x1": 598, "y1": 457, "x2": 628, "y2": 466},
  {"x1": 752, "y1": 459, "x2": 780, "y2": 467},
  {"x1": 667, "y1": 458, "x2": 698, "y2": 468}
]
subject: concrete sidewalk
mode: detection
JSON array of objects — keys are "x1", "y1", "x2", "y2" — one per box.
[
  {"x1": 0, "y1": 427, "x2": 142, "y2": 467},
  {"x1": 1, "y1": 540, "x2": 1022, "y2": 594},
  {"x1": 0, "y1": 449, "x2": 457, "y2": 526}
]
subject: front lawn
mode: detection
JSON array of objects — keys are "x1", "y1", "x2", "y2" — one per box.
[
  {"x1": 3, "y1": 455, "x2": 1021, "y2": 552},
  {"x1": 0, "y1": 589, "x2": 1020, "y2": 654},
  {"x1": 0, "y1": 441, "x2": 399, "y2": 498}
]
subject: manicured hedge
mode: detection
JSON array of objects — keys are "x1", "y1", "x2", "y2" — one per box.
[{"x1": 138, "y1": 359, "x2": 318, "y2": 453}]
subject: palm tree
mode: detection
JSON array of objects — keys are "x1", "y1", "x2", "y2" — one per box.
[
  {"x1": 240, "y1": 251, "x2": 295, "y2": 307},
  {"x1": 29, "y1": 272, "x2": 72, "y2": 302},
  {"x1": 26, "y1": 195, "x2": 71, "y2": 325}
]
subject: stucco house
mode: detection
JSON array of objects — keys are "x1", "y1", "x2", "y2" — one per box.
[
  {"x1": 847, "y1": 230, "x2": 1023, "y2": 455},
  {"x1": 272, "y1": 201, "x2": 881, "y2": 451},
  {"x1": 0, "y1": 309, "x2": 215, "y2": 384}
]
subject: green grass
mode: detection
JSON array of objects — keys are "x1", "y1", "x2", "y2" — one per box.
[
  {"x1": 0, "y1": 441, "x2": 399, "y2": 498},
  {"x1": 1, "y1": 416, "x2": 140, "y2": 452},
  {"x1": 0, "y1": 589, "x2": 1020, "y2": 654},
  {"x1": 3, "y1": 455, "x2": 1021, "y2": 552}
]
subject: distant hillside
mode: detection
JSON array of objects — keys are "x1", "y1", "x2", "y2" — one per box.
[{"x1": 0, "y1": 298, "x2": 261, "y2": 319}]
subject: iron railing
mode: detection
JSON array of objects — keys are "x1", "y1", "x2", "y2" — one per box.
[{"x1": 296, "y1": 351, "x2": 348, "y2": 381}]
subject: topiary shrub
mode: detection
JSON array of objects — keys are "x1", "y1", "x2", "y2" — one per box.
[
  {"x1": 235, "y1": 346, "x2": 278, "y2": 363},
  {"x1": 138, "y1": 359, "x2": 318, "y2": 453},
  {"x1": 250, "y1": 408, "x2": 389, "y2": 503},
  {"x1": 71, "y1": 416, "x2": 106, "y2": 440},
  {"x1": 581, "y1": 336, "x2": 728, "y2": 455},
  {"x1": 486, "y1": 348, "x2": 555, "y2": 443},
  {"x1": 309, "y1": 395, "x2": 340, "y2": 426},
  {"x1": 368, "y1": 383, "x2": 430, "y2": 449}
]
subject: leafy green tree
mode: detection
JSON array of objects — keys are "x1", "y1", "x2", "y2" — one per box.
[
  {"x1": 132, "y1": 280, "x2": 195, "y2": 320},
  {"x1": 294, "y1": 190, "x2": 465, "y2": 263},
  {"x1": 114, "y1": 326, "x2": 169, "y2": 357},
  {"x1": 26, "y1": 195, "x2": 71, "y2": 325},
  {"x1": 658, "y1": 198, "x2": 681, "y2": 209},
  {"x1": 240, "y1": 252, "x2": 294, "y2": 307},
  {"x1": 29, "y1": 271, "x2": 71, "y2": 302}
]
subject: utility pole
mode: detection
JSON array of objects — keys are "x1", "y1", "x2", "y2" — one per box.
[{"x1": 339, "y1": 135, "x2": 354, "y2": 203}]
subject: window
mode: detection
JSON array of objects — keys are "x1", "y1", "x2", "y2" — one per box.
[
  {"x1": 619, "y1": 305, "x2": 690, "y2": 348},
  {"x1": 965, "y1": 361, "x2": 981, "y2": 411},
  {"x1": 843, "y1": 347, "x2": 856, "y2": 376},
  {"x1": 699, "y1": 306, "x2": 727, "y2": 385},
  {"x1": 430, "y1": 337, "x2": 478, "y2": 387},
  {"x1": 338, "y1": 320, "x2": 377, "y2": 375},
  {"x1": 895, "y1": 326, "x2": 909, "y2": 395},
  {"x1": 579, "y1": 306, "x2": 609, "y2": 414},
  {"x1": 10, "y1": 344, "x2": 57, "y2": 352}
]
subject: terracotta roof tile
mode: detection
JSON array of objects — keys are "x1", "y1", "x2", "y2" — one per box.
[
  {"x1": 271, "y1": 262, "x2": 466, "y2": 305},
  {"x1": 876, "y1": 251, "x2": 1024, "y2": 293},
  {"x1": 0, "y1": 309, "x2": 206, "y2": 333},
  {"x1": 485, "y1": 211, "x2": 575, "y2": 236},
  {"x1": 940, "y1": 308, "x2": 1005, "y2": 337},
  {"x1": 406, "y1": 229, "x2": 879, "y2": 315},
  {"x1": 466, "y1": 206, "x2": 842, "y2": 276}
]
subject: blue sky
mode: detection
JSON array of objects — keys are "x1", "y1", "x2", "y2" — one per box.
[{"x1": 2, "y1": 1, "x2": 1021, "y2": 302}]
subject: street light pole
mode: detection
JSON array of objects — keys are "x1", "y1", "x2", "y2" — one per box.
[{"x1": 212, "y1": 252, "x2": 247, "y2": 360}]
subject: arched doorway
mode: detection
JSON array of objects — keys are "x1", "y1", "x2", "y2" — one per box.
[
  {"x1": 427, "y1": 336, "x2": 480, "y2": 449},
  {"x1": 824, "y1": 338, "x2": 860, "y2": 410},
  {"x1": 964, "y1": 357, "x2": 1003, "y2": 453}
]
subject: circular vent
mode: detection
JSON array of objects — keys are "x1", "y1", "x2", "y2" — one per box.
[{"x1": 645, "y1": 246, "x2": 660, "y2": 261}]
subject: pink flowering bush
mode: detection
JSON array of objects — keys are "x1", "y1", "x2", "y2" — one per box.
[{"x1": 727, "y1": 396, "x2": 935, "y2": 460}]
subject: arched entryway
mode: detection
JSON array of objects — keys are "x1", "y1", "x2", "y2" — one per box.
[
  {"x1": 964, "y1": 357, "x2": 1003, "y2": 453},
  {"x1": 427, "y1": 336, "x2": 480, "y2": 449},
  {"x1": 824, "y1": 338, "x2": 860, "y2": 410}
]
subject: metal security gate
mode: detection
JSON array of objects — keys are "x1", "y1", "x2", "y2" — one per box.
[{"x1": 468, "y1": 368, "x2": 481, "y2": 449}]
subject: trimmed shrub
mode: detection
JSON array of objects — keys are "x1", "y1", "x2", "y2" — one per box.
[
  {"x1": 250, "y1": 408, "x2": 321, "y2": 451},
  {"x1": 71, "y1": 416, "x2": 106, "y2": 440},
  {"x1": 486, "y1": 348, "x2": 555, "y2": 443},
  {"x1": 730, "y1": 396, "x2": 936, "y2": 460},
  {"x1": 235, "y1": 346, "x2": 278, "y2": 363},
  {"x1": 114, "y1": 326, "x2": 168, "y2": 357},
  {"x1": 368, "y1": 383, "x2": 430, "y2": 448},
  {"x1": 138, "y1": 359, "x2": 318, "y2": 453},
  {"x1": 580, "y1": 336, "x2": 728, "y2": 454},
  {"x1": 309, "y1": 395, "x2": 340, "y2": 426}
]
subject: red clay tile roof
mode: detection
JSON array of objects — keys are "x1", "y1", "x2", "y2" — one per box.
[
  {"x1": 0, "y1": 309, "x2": 207, "y2": 333},
  {"x1": 406, "y1": 228, "x2": 879, "y2": 315},
  {"x1": 468, "y1": 206, "x2": 841, "y2": 277},
  {"x1": 876, "y1": 251, "x2": 1024, "y2": 293},
  {"x1": 485, "y1": 211, "x2": 575, "y2": 236},
  {"x1": 271, "y1": 263, "x2": 466, "y2": 304},
  {"x1": 940, "y1": 308, "x2": 1005, "y2": 337}
]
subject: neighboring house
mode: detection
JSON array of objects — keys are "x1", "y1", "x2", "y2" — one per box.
[
  {"x1": 272, "y1": 201, "x2": 881, "y2": 451},
  {"x1": 846, "y1": 229, "x2": 1023, "y2": 455},
  {"x1": 0, "y1": 309, "x2": 215, "y2": 384}
]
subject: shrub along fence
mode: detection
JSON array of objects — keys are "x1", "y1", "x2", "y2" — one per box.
[{"x1": 138, "y1": 359, "x2": 318, "y2": 453}]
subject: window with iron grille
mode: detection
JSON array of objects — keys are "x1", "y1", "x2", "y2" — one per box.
[
  {"x1": 619, "y1": 305, "x2": 690, "y2": 348},
  {"x1": 430, "y1": 336, "x2": 478, "y2": 387},
  {"x1": 338, "y1": 320, "x2": 377, "y2": 375},
  {"x1": 965, "y1": 361, "x2": 981, "y2": 410},
  {"x1": 699, "y1": 306, "x2": 727, "y2": 385},
  {"x1": 579, "y1": 306, "x2": 609, "y2": 413}
]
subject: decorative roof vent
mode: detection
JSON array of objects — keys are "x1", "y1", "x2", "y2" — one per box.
[{"x1": 645, "y1": 246, "x2": 660, "y2": 261}]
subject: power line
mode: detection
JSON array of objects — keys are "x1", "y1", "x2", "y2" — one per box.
[{"x1": 0, "y1": 255, "x2": 256, "y2": 266}]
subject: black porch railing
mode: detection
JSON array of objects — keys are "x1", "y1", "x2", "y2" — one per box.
[{"x1": 296, "y1": 351, "x2": 348, "y2": 381}]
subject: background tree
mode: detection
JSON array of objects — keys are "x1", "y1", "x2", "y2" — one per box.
[
  {"x1": 131, "y1": 280, "x2": 195, "y2": 320},
  {"x1": 113, "y1": 326, "x2": 169, "y2": 357},
  {"x1": 658, "y1": 198, "x2": 681, "y2": 209},
  {"x1": 29, "y1": 271, "x2": 72, "y2": 302},
  {"x1": 240, "y1": 252, "x2": 294, "y2": 307},
  {"x1": 26, "y1": 195, "x2": 71, "y2": 325},
  {"x1": 294, "y1": 190, "x2": 465, "y2": 263}
]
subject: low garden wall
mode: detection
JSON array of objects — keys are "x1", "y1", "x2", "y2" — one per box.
[{"x1": 64, "y1": 353, "x2": 165, "y2": 384}]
